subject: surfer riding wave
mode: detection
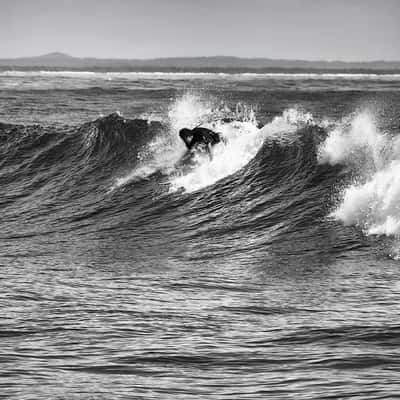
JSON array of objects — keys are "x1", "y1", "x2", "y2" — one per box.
[{"x1": 179, "y1": 127, "x2": 226, "y2": 160}]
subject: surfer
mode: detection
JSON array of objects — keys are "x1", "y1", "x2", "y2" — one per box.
[{"x1": 179, "y1": 127, "x2": 225, "y2": 160}]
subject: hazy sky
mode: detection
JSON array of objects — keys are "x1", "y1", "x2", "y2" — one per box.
[{"x1": 1, "y1": 0, "x2": 399, "y2": 60}]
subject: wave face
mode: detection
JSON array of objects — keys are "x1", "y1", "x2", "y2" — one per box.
[
  {"x1": 1, "y1": 95, "x2": 345, "y2": 265},
  {"x1": 2, "y1": 77, "x2": 400, "y2": 399}
]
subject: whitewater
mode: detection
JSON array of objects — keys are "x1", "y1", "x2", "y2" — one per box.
[{"x1": 1, "y1": 71, "x2": 400, "y2": 399}]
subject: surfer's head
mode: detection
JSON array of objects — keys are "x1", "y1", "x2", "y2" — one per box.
[{"x1": 179, "y1": 128, "x2": 193, "y2": 147}]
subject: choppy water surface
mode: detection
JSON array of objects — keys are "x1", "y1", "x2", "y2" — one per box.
[{"x1": 1, "y1": 71, "x2": 400, "y2": 399}]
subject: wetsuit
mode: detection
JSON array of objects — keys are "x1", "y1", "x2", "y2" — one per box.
[{"x1": 179, "y1": 127, "x2": 222, "y2": 152}]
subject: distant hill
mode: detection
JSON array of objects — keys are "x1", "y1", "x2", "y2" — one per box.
[{"x1": 1, "y1": 52, "x2": 400, "y2": 73}]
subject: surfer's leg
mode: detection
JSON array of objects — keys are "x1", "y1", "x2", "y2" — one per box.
[{"x1": 206, "y1": 143, "x2": 213, "y2": 161}]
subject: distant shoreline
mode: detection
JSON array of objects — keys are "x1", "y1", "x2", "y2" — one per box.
[{"x1": 1, "y1": 53, "x2": 399, "y2": 75}]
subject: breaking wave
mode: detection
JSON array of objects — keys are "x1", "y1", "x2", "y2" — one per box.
[
  {"x1": 318, "y1": 111, "x2": 400, "y2": 253},
  {"x1": 1, "y1": 93, "x2": 399, "y2": 259}
]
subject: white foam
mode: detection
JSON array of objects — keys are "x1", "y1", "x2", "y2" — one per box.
[
  {"x1": 168, "y1": 120, "x2": 261, "y2": 193},
  {"x1": 333, "y1": 160, "x2": 400, "y2": 236},
  {"x1": 319, "y1": 111, "x2": 400, "y2": 239},
  {"x1": 2, "y1": 70, "x2": 400, "y2": 80},
  {"x1": 318, "y1": 113, "x2": 386, "y2": 170},
  {"x1": 111, "y1": 94, "x2": 212, "y2": 190},
  {"x1": 112, "y1": 94, "x2": 311, "y2": 192},
  {"x1": 168, "y1": 102, "x2": 308, "y2": 193}
]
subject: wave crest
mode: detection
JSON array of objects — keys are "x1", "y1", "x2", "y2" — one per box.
[{"x1": 319, "y1": 111, "x2": 400, "y2": 242}]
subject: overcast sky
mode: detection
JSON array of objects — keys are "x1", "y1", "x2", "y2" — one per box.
[{"x1": 1, "y1": 0, "x2": 399, "y2": 61}]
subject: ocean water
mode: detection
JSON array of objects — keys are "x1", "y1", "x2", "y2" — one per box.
[{"x1": 1, "y1": 71, "x2": 400, "y2": 399}]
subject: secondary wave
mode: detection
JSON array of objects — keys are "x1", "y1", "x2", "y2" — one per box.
[{"x1": 318, "y1": 111, "x2": 400, "y2": 255}]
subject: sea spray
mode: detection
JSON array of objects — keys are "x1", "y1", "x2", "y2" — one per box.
[
  {"x1": 112, "y1": 94, "x2": 323, "y2": 193},
  {"x1": 112, "y1": 94, "x2": 208, "y2": 189},
  {"x1": 113, "y1": 93, "x2": 250, "y2": 190},
  {"x1": 168, "y1": 120, "x2": 261, "y2": 193},
  {"x1": 318, "y1": 112, "x2": 386, "y2": 171},
  {"x1": 333, "y1": 160, "x2": 400, "y2": 236},
  {"x1": 319, "y1": 111, "x2": 400, "y2": 240},
  {"x1": 169, "y1": 105, "x2": 314, "y2": 193}
]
